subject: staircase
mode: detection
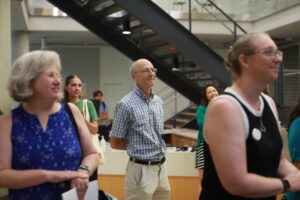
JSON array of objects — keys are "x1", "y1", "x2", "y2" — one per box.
[
  {"x1": 47, "y1": 0, "x2": 231, "y2": 104},
  {"x1": 164, "y1": 106, "x2": 198, "y2": 129}
]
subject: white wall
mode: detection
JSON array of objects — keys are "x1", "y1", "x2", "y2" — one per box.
[
  {"x1": 99, "y1": 46, "x2": 190, "y2": 120},
  {"x1": 30, "y1": 44, "x2": 190, "y2": 121},
  {"x1": 31, "y1": 45, "x2": 100, "y2": 99},
  {"x1": 99, "y1": 46, "x2": 134, "y2": 119}
]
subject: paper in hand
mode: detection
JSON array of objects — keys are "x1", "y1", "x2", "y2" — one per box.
[{"x1": 62, "y1": 180, "x2": 98, "y2": 200}]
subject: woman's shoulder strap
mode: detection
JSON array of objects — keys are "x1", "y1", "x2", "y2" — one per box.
[{"x1": 64, "y1": 103, "x2": 79, "y2": 138}]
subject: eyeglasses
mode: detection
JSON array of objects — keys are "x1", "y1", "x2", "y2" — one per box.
[
  {"x1": 134, "y1": 68, "x2": 157, "y2": 74},
  {"x1": 250, "y1": 48, "x2": 283, "y2": 59}
]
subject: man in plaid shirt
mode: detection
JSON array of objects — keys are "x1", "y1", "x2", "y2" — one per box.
[{"x1": 110, "y1": 58, "x2": 170, "y2": 200}]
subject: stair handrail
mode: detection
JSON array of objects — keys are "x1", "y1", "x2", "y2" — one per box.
[
  {"x1": 164, "y1": 92, "x2": 182, "y2": 105},
  {"x1": 156, "y1": 86, "x2": 181, "y2": 106},
  {"x1": 193, "y1": 0, "x2": 246, "y2": 40},
  {"x1": 159, "y1": 88, "x2": 177, "y2": 100},
  {"x1": 155, "y1": 86, "x2": 172, "y2": 96},
  {"x1": 194, "y1": 0, "x2": 233, "y2": 34},
  {"x1": 206, "y1": 0, "x2": 246, "y2": 33},
  {"x1": 156, "y1": 86, "x2": 185, "y2": 116}
]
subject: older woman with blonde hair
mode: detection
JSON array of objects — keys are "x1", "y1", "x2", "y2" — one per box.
[
  {"x1": 0, "y1": 50, "x2": 99, "y2": 200},
  {"x1": 200, "y1": 32, "x2": 300, "y2": 200}
]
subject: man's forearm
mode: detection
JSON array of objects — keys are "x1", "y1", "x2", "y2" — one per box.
[{"x1": 110, "y1": 136, "x2": 126, "y2": 150}]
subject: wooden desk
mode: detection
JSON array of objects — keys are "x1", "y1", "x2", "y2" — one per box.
[
  {"x1": 98, "y1": 150, "x2": 198, "y2": 200},
  {"x1": 162, "y1": 128, "x2": 198, "y2": 147}
]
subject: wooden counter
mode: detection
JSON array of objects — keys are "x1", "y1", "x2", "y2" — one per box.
[
  {"x1": 162, "y1": 128, "x2": 198, "y2": 147},
  {"x1": 98, "y1": 149, "x2": 199, "y2": 200}
]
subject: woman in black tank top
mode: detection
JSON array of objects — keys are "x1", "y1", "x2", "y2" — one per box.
[{"x1": 200, "y1": 32, "x2": 300, "y2": 200}]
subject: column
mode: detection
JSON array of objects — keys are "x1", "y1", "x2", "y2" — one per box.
[
  {"x1": 11, "y1": 31, "x2": 30, "y2": 63},
  {"x1": 0, "y1": 0, "x2": 11, "y2": 114},
  {"x1": 0, "y1": 0, "x2": 10, "y2": 197},
  {"x1": 10, "y1": 31, "x2": 30, "y2": 109}
]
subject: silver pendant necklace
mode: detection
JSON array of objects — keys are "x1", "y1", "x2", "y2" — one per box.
[{"x1": 260, "y1": 118, "x2": 266, "y2": 132}]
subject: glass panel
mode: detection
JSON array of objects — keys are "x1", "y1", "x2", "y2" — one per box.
[
  {"x1": 27, "y1": 0, "x2": 55, "y2": 8},
  {"x1": 152, "y1": 0, "x2": 300, "y2": 21},
  {"x1": 26, "y1": 0, "x2": 67, "y2": 16},
  {"x1": 212, "y1": 0, "x2": 300, "y2": 21},
  {"x1": 27, "y1": 0, "x2": 300, "y2": 20},
  {"x1": 151, "y1": 0, "x2": 300, "y2": 59}
]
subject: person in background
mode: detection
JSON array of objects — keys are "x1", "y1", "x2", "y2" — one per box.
[
  {"x1": 110, "y1": 58, "x2": 170, "y2": 200},
  {"x1": 93, "y1": 90, "x2": 108, "y2": 120},
  {"x1": 63, "y1": 75, "x2": 99, "y2": 181},
  {"x1": 285, "y1": 96, "x2": 300, "y2": 200},
  {"x1": 92, "y1": 90, "x2": 111, "y2": 142},
  {"x1": 195, "y1": 84, "x2": 219, "y2": 198},
  {"x1": 0, "y1": 50, "x2": 98, "y2": 200},
  {"x1": 0, "y1": 109, "x2": 3, "y2": 115},
  {"x1": 200, "y1": 32, "x2": 300, "y2": 200}
]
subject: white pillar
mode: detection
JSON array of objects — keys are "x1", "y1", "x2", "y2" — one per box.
[
  {"x1": 11, "y1": 31, "x2": 30, "y2": 63},
  {"x1": 10, "y1": 31, "x2": 30, "y2": 109},
  {"x1": 0, "y1": 1, "x2": 11, "y2": 112},
  {"x1": 0, "y1": 0, "x2": 10, "y2": 196}
]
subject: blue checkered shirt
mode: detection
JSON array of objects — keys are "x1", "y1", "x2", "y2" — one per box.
[{"x1": 111, "y1": 86, "x2": 166, "y2": 161}]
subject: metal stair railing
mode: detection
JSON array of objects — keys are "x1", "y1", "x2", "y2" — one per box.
[
  {"x1": 47, "y1": 0, "x2": 232, "y2": 104},
  {"x1": 208, "y1": 0, "x2": 246, "y2": 38},
  {"x1": 157, "y1": 87, "x2": 184, "y2": 118},
  {"x1": 195, "y1": 0, "x2": 246, "y2": 41}
]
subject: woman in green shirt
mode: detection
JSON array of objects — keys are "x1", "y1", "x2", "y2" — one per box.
[
  {"x1": 63, "y1": 75, "x2": 99, "y2": 180},
  {"x1": 195, "y1": 84, "x2": 219, "y2": 198},
  {"x1": 285, "y1": 97, "x2": 300, "y2": 200}
]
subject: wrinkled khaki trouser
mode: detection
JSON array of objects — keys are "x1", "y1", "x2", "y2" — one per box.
[{"x1": 125, "y1": 160, "x2": 170, "y2": 200}]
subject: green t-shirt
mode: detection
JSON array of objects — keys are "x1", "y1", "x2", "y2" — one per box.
[
  {"x1": 0, "y1": 109, "x2": 3, "y2": 115},
  {"x1": 286, "y1": 116, "x2": 300, "y2": 199},
  {"x1": 75, "y1": 99, "x2": 99, "y2": 122},
  {"x1": 196, "y1": 105, "x2": 207, "y2": 147}
]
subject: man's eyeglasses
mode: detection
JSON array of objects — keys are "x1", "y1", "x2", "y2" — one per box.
[
  {"x1": 249, "y1": 48, "x2": 283, "y2": 59},
  {"x1": 134, "y1": 68, "x2": 157, "y2": 74}
]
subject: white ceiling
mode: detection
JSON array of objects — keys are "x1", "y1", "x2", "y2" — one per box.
[{"x1": 268, "y1": 20, "x2": 300, "y2": 41}]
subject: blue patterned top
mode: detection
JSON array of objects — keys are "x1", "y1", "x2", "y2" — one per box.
[
  {"x1": 111, "y1": 86, "x2": 166, "y2": 161},
  {"x1": 9, "y1": 102, "x2": 81, "y2": 200}
]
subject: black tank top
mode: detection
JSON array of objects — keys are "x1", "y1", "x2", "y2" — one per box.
[{"x1": 200, "y1": 92, "x2": 282, "y2": 200}]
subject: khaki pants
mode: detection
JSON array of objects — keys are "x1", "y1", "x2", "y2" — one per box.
[{"x1": 125, "y1": 160, "x2": 170, "y2": 200}]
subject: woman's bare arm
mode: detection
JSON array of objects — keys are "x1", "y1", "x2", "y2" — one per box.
[
  {"x1": 204, "y1": 98, "x2": 300, "y2": 198},
  {"x1": 69, "y1": 103, "x2": 99, "y2": 172}
]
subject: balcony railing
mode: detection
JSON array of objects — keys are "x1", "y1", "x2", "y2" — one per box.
[{"x1": 153, "y1": 0, "x2": 300, "y2": 21}]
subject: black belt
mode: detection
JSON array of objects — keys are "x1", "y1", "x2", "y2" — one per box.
[{"x1": 130, "y1": 156, "x2": 166, "y2": 165}]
